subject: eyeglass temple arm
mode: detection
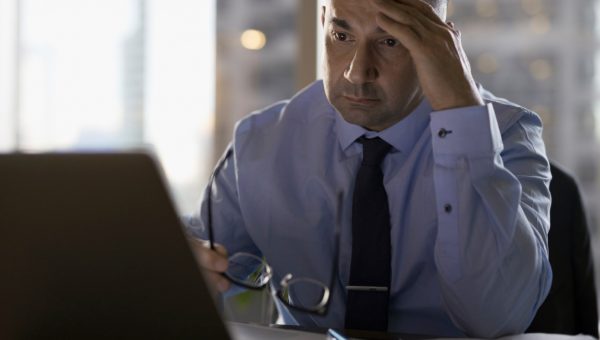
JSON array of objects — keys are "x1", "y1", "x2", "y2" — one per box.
[{"x1": 207, "y1": 145, "x2": 234, "y2": 251}]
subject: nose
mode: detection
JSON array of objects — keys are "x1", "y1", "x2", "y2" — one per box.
[{"x1": 344, "y1": 43, "x2": 378, "y2": 84}]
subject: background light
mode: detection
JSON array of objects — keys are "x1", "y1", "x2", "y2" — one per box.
[
  {"x1": 477, "y1": 53, "x2": 499, "y2": 74},
  {"x1": 529, "y1": 59, "x2": 553, "y2": 80},
  {"x1": 240, "y1": 29, "x2": 266, "y2": 50}
]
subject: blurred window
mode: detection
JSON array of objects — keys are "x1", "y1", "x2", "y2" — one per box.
[
  {"x1": 214, "y1": 0, "x2": 317, "y2": 157},
  {"x1": 0, "y1": 0, "x2": 216, "y2": 213}
]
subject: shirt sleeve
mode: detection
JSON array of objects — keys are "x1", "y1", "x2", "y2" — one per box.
[
  {"x1": 184, "y1": 145, "x2": 262, "y2": 259},
  {"x1": 429, "y1": 103, "x2": 553, "y2": 338}
]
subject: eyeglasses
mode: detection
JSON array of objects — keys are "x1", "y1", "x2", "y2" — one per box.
[{"x1": 206, "y1": 147, "x2": 341, "y2": 315}]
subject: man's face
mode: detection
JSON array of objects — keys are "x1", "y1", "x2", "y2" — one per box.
[{"x1": 322, "y1": 0, "x2": 423, "y2": 132}]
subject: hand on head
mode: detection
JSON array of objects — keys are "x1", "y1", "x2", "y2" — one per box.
[{"x1": 370, "y1": 0, "x2": 483, "y2": 110}]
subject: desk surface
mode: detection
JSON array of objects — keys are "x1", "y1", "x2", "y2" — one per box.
[{"x1": 227, "y1": 322, "x2": 596, "y2": 340}]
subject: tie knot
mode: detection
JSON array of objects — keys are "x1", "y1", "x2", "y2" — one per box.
[{"x1": 360, "y1": 137, "x2": 391, "y2": 166}]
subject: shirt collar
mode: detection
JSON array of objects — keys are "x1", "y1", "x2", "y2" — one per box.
[{"x1": 335, "y1": 98, "x2": 432, "y2": 153}]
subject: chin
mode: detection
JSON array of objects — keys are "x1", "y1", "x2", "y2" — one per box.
[{"x1": 338, "y1": 111, "x2": 377, "y2": 130}]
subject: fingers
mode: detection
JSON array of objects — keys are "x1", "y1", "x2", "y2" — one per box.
[
  {"x1": 446, "y1": 21, "x2": 461, "y2": 37},
  {"x1": 371, "y1": 0, "x2": 452, "y2": 38},
  {"x1": 375, "y1": 14, "x2": 421, "y2": 51},
  {"x1": 372, "y1": 0, "x2": 427, "y2": 35},
  {"x1": 371, "y1": 0, "x2": 444, "y2": 26},
  {"x1": 394, "y1": 0, "x2": 446, "y2": 25},
  {"x1": 202, "y1": 243, "x2": 231, "y2": 293},
  {"x1": 206, "y1": 270, "x2": 231, "y2": 293},
  {"x1": 370, "y1": 0, "x2": 480, "y2": 110},
  {"x1": 188, "y1": 237, "x2": 231, "y2": 293},
  {"x1": 191, "y1": 238, "x2": 228, "y2": 271}
]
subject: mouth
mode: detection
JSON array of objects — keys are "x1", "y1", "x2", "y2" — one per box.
[{"x1": 343, "y1": 95, "x2": 380, "y2": 105}]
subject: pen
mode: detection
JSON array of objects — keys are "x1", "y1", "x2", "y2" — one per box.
[{"x1": 327, "y1": 328, "x2": 347, "y2": 340}]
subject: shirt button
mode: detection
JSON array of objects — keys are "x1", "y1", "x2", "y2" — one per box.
[
  {"x1": 438, "y1": 128, "x2": 452, "y2": 138},
  {"x1": 444, "y1": 204, "x2": 453, "y2": 213}
]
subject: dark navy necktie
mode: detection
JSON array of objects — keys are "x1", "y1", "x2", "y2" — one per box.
[{"x1": 345, "y1": 137, "x2": 392, "y2": 331}]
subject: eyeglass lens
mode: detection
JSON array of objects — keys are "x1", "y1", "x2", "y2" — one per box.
[
  {"x1": 279, "y1": 277, "x2": 329, "y2": 312},
  {"x1": 225, "y1": 253, "x2": 271, "y2": 288}
]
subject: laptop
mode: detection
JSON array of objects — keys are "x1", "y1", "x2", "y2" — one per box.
[{"x1": 0, "y1": 152, "x2": 230, "y2": 339}]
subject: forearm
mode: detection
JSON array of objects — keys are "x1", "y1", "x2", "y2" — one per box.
[{"x1": 431, "y1": 104, "x2": 552, "y2": 337}]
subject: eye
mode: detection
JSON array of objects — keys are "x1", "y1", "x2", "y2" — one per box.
[
  {"x1": 383, "y1": 38, "x2": 398, "y2": 47},
  {"x1": 332, "y1": 31, "x2": 348, "y2": 42}
]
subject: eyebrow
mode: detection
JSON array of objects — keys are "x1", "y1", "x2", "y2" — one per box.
[
  {"x1": 331, "y1": 17, "x2": 351, "y2": 30},
  {"x1": 330, "y1": 16, "x2": 387, "y2": 34}
]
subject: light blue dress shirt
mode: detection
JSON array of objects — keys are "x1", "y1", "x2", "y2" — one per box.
[{"x1": 187, "y1": 80, "x2": 552, "y2": 338}]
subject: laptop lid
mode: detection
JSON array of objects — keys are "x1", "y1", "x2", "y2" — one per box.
[{"x1": 0, "y1": 152, "x2": 230, "y2": 339}]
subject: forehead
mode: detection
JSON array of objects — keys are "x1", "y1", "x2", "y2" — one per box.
[
  {"x1": 325, "y1": 0, "x2": 443, "y2": 29},
  {"x1": 326, "y1": 0, "x2": 379, "y2": 31}
]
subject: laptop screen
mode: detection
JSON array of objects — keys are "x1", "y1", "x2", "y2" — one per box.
[{"x1": 0, "y1": 153, "x2": 230, "y2": 339}]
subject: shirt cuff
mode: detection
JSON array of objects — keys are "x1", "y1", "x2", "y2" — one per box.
[{"x1": 430, "y1": 103, "x2": 503, "y2": 157}]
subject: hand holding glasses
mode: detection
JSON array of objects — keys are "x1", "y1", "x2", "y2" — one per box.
[{"x1": 204, "y1": 146, "x2": 341, "y2": 315}]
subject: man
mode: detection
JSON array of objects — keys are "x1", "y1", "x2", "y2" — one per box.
[{"x1": 187, "y1": 0, "x2": 553, "y2": 337}]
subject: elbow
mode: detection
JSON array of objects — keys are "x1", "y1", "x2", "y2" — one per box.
[
  {"x1": 444, "y1": 254, "x2": 552, "y2": 338},
  {"x1": 457, "y1": 312, "x2": 532, "y2": 339},
  {"x1": 448, "y1": 298, "x2": 540, "y2": 339}
]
